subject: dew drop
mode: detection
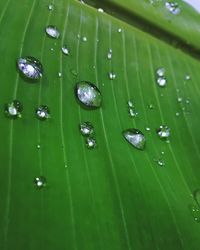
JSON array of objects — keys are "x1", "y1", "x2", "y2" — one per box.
[
  {"x1": 36, "y1": 105, "x2": 50, "y2": 121},
  {"x1": 165, "y1": 1, "x2": 180, "y2": 15},
  {"x1": 175, "y1": 112, "x2": 180, "y2": 117},
  {"x1": 4, "y1": 100, "x2": 23, "y2": 119},
  {"x1": 156, "y1": 125, "x2": 170, "y2": 139},
  {"x1": 177, "y1": 97, "x2": 182, "y2": 103},
  {"x1": 58, "y1": 72, "x2": 62, "y2": 77},
  {"x1": 80, "y1": 122, "x2": 94, "y2": 136},
  {"x1": 37, "y1": 144, "x2": 41, "y2": 149},
  {"x1": 108, "y1": 72, "x2": 116, "y2": 80},
  {"x1": 82, "y1": 36, "x2": 87, "y2": 42},
  {"x1": 123, "y1": 128, "x2": 146, "y2": 150},
  {"x1": 34, "y1": 176, "x2": 47, "y2": 188},
  {"x1": 189, "y1": 204, "x2": 200, "y2": 223},
  {"x1": 118, "y1": 28, "x2": 122, "y2": 33},
  {"x1": 75, "y1": 81, "x2": 102, "y2": 108},
  {"x1": 17, "y1": 56, "x2": 43, "y2": 80},
  {"x1": 148, "y1": 103, "x2": 154, "y2": 110},
  {"x1": 98, "y1": 8, "x2": 104, "y2": 12},
  {"x1": 61, "y1": 45, "x2": 70, "y2": 55},
  {"x1": 86, "y1": 137, "x2": 97, "y2": 149},
  {"x1": 107, "y1": 49, "x2": 112, "y2": 60},
  {"x1": 48, "y1": 4, "x2": 54, "y2": 10},
  {"x1": 45, "y1": 25, "x2": 60, "y2": 39},
  {"x1": 157, "y1": 77, "x2": 167, "y2": 87},
  {"x1": 156, "y1": 67, "x2": 165, "y2": 77},
  {"x1": 157, "y1": 159, "x2": 165, "y2": 167},
  {"x1": 145, "y1": 127, "x2": 151, "y2": 131}
]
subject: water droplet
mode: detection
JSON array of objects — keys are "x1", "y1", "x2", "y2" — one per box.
[
  {"x1": 75, "y1": 81, "x2": 102, "y2": 108},
  {"x1": 48, "y1": 4, "x2": 54, "y2": 10},
  {"x1": 58, "y1": 72, "x2": 62, "y2": 77},
  {"x1": 17, "y1": 56, "x2": 43, "y2": 80},
  {"x1": 145, "y1": 127, "x2": 151, "y2": 131},
  {"x1": 86, "y1": 137, "x2": 97, "y2": 149},
  {"x1": 175, "y1": 112, "x2": 180, "y2": 117},
  {"x1": 82, "y1": 36, "x2": 87, "y2": 42},
  {"x1": 186, "y1": 99, "x2": 190, "y2": 104},
  {"x1": 157, "y1": 77, "x2": 167, "y2": 87},
  {"x1": 107, "y1": 49, "x2": 112, "y2": 60},
  {"x1": 156, "y1": 67, "x2": 165, "y2": 77},
  {"x1": 161, "y1": 151, "x2": 165, "y2": 155},
  {"x1": 108, "y1": 72, "x2": 116, "y2": 80},
  {"x1": 70, "y1": 69, "x2": 78, "y2": 76},
  {"x1": 118, "y1": 28, "x2": 122, "y2": 33},
  {"x1": 185, "y1": 75, "x2": 191, "y2": 80},
  {"x1": 80, "y1": 122, "x2": 94, "y2": 136},
  {"x1": 156, "y1": 125, "x2": 170, "y2": 139},
  {"x1": 165, "y1": 1, "x2": 180, "y2": 15},
  {"x1": 148, "y1": 104, "x2": 154, "y2": 110},
  {"x1": 50, "y1": 48, "x2": 54, "y2": 51},
  {"x1": 189, "y1": 204, "x2": 200, "y2": 223},
  {"x1": 4, "y1": 100, "x2": 23, "y2": 119},
  {"x1": 45, "y1": 25, "x2": 60, "y2": 39},
  {"x1": 37, "y1": 144, "x2": 41, "y2": 149},
  {"x1": 123, "y1": 128, "x2": 146, "y2": 150},
  {"x1": 128, "y1": 101, "x2": 138, "y2": 117},
  {"x1": 98, "y1": 8, "x2": 104, "y2": 12},
  {"x1": 177, "y1": 97, "x2": 182, "y2": 103},
  {"x1": 61, "y1": 46, "x2": 70, "y2": 55},
  {"x1": 157, "y1": 159, "x2": 165, "y2": 166},
  {"x1": 36, "y1": 105, "x2": 50, "y2": 120},
  {"x1": 34, "y1": 176, "x2": 47, "y2": 188}
]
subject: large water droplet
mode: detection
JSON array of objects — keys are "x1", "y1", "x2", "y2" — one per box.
[
  {"x1": 165, "y1": 1, "x2": 180, "y2": 15},
  {"x1": 4, "y1": 100, "x2": 23, "y2": 119},
  {"x1": 86, "y1": 137, "x2": 97, "y2": 149},
  {"x1": 80, "y1": 122, "x2": 94, "y2": 136},
  {"x1": 75, "y1": 81, "x2": 102, "y2": 108},
  {"x1": 45, "y1": 25, "x2": 60, "y2": 39},
  {"x1": 17, "y1": 56, "x2": 43, "y2": 80},
  {"x1": 36, "y1": 105, "x2": 50, "y2": 120},
  {"x1": 34, "y1": 176, "x2": 47, "y2": 188},
  {"x1": 61, "y1": 45, "x2": 70, "y2": 55},
  {"x1": 98, "y1": 8, "x2": 104, "y2": 12},
  {"x1": 156, "y1": 125, "x2": 170, "y2": 139},
  {"x1": 123, "y1": 129, "x2": 146, "y2": 150}
]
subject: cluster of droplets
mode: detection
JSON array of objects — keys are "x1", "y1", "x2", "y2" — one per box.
[
  {"x1": 156, "y1": 67, "x2": 167, "y2": 87},
  {"x1": 80, "y1": 122, "x2": 97, "y2": 149},
  {"x1": 165, "y1": 1, "x2": 181, "y2": 15},
  {"x1": 189, "y1": 189, "x2": 200, "y2": 223},
  {"x1": 127, "y1": 100, "x2": 138, "y2": 118}
]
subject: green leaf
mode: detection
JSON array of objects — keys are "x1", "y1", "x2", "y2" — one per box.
[{"x1": 0, "y1": 0, "x2": 200, "y2": 249}]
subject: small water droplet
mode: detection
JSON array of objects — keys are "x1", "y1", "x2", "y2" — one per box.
[
  {"x1": 36, "y1": 105, "x2": 50, "y2": 120},
  {"x1": 80, "y1": 122, "x2": 94, "y2": 136},
  {"x1": 70, "y1": 69, "x2": 78, "y2": 76},
  {"x1": 86, "y1": 137, "x2": 97, "y2": 149},
  {"x1": 148, "y1": 104, "x2": 154, "y2": 110},
  {"x1": 58, "y1": 72, "x2": 62, "y2": 77},
  {"x1": 145, "y1": 127, "x2": 151, "y2": 131},
  {"x1": 177, "y1": 97, "x2": 182, "y2": 103},
  {"x1": 82, "y1": 36, "x2": 87, "y2": 42},
  {"x1": 189, "y1": 204, "x2": 200, "y2": 223},
  {"x1": 128, "y1": 101, "x2": 138, "y2": 117},
  {"x1": 161, "y1": 151, "x2": 165, "y2": 155},
  {"x1": 17, "y1": 56, "x2": 43, "y2": 80},
  {"x1": 156, "y1": 67, "x2": 165, "y2": 77},
  {"x1": 118, "y1": 28, "x2": 122, "y2": 33},
  {"x1": 37, "y1": 144, "x2": 41, "y2": 149},
  {"x1": 156, "y1": 125, "x2": 170, "y2": 139},
  {"x1": 50, "y1": 48, "x2": 54, "y2": 51},
  {"x1": 186, "y1": 99, "x2": 190, "y2": 104},
  {"x1": 123, "y1": 128, "x2": 146, "y2": 150},
  {"x1": 107, "y1": 49, "x2": 112, "y2": 60},
  {"x1": 75, "y1": 81, "x2": 102, "y2": 108},
  {"x1": 157, "y1": 77, "x2": 167, "y2": 87},
  {"x1": 45, "y1": 25, "x2": 60, "y2": 39},
  {"x1": 48, "y1": 4, "x2": 54, "y2": 10},
  {"x1": 108, "y1": 72, "x2": 116, "y2": 80},
  {"x1": 157, "y1": 159, "x2": 165, "y2": 166},
  {"x1": 185, "y1": 75, "x2": 191, "y2": 80},
  {"x1": 128, "y1": 100, "x2": 133, "y2": 107},
  {"x1": 34, "y1": 176, "x2": 47, "y2": 188},
  {"x1": 61, "y1": 45, "x2": 70, "y2": 55},
  {"x1": 165, "y1": 1, "x2": 180, "y2": 15},
  {"x1": 175, "y1": 112, "x2": 180, "y2": 117},
  {"x1": 98, "y1": 8, "x2": 104, "y2": 12},
  {"x1": 4, "y1": 100, "x2": 23, "y2": 119}
]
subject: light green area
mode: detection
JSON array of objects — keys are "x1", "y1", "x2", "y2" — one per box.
[{"x1": 0, "y1": 0, "x2": 200, "y2": 249}]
